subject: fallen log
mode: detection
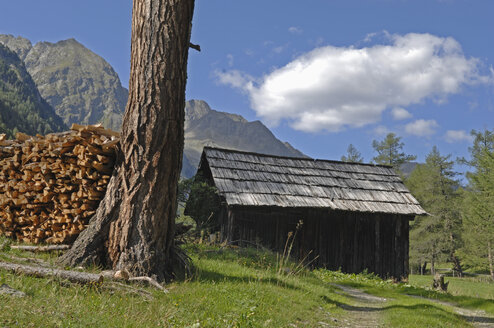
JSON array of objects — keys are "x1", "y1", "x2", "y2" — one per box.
[
  {"x1": 9, "y1": 245, "x2": 71, "y2": 252},
  {"x1": 0, "y1": 261, "x2": 168, "y2": 292},
  {"x1": 129, "y1": 276, "x2": 169, "y2": 293},
  {"x1": 0, "y1": 261, "x2": 103, "y2": 284}
]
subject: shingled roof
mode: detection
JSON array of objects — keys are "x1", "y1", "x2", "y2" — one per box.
[{"x1": 198, "y1": 147, "x2": 426, "y2": 216}]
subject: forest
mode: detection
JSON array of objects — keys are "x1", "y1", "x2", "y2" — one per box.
[{"x1": 341, "y1": 131, "x2": 494, "y2": 279}]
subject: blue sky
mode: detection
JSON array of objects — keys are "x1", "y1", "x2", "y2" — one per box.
[{"x1": 1, "y1": 0, "x2": 493, "y2": 177}]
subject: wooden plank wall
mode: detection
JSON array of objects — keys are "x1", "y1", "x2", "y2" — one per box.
[{"x1": 222, "y1": 206, "x2": 411, "y2": 279}]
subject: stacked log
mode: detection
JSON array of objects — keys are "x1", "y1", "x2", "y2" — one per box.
[{"x1": 0, "y1": 124, "x2": 119, "y2": 244}]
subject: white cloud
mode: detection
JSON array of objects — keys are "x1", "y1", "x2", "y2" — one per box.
[
  {"x1": 226, "y1": 54, "x2": 234, "y2": 67},
  {"x1": 216, "y1": 70, "x2": 253, "y2": 90},
  {"x1": 444, "y1": 130, "x2": 474, "y2": 143},
  {"x1": 272, "y1": 46, "x2": 285, "y2": 54},
  {"x1": 373, "y1": 125, "x2": 390, "y2": 136},
  {"x1": 216, "y1": 33, "x2": 488, "y2": 133},
  {"x1": 288, "y1": 26, "x2": 303, "y2": 35},
  {"x1": 391, "y1": 107, "x2": 412, "y2": 120},
  {"x1": 244, "y1": 49, "x2": 254, "y2": 57},
  {"x1": 405, "y1": 119, "x2": 438, "y2": 137},
  {"x1": 364, "y1": 32, "x2": 378, "y2": 43}
]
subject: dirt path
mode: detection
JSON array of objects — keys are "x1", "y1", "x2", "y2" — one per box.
[
  {"x1": 330, "y1": 283, "x2": 494, "y2": 328},
  {"x1": 407, "y1": 295, "x2": 494, "y2": 328},
  {"x1": 330, "y1": 284, "x2": 387, "y2": 327}
]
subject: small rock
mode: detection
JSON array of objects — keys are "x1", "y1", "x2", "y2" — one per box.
[
  {"x1": 0, "y1": 284, "x2": 26, "y2": 297},
  {"x1": 114, "y1": 269, "x2": 130, "y2": 281}
]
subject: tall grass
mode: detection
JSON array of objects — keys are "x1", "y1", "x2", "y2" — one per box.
[{"x1": 1, "y1": 239, "x2": 493, "y2": 327}]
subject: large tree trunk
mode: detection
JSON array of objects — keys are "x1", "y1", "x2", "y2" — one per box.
[{"x1": 59, "y1": 0, "x2": 195, "y2": 281}]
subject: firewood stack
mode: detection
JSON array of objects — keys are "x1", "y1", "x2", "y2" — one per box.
[{"x1": 0, "y1": 124, "x2": 120, "y2": 244}]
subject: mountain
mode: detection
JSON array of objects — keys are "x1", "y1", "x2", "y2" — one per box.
[
  {"x1": 0, "y1": 35, "x2": 127, "y2": 131},
  {"x1": 182, "y1": 100, "x2": 306, "y2": 177},
  {"x1": 0, "y1": 43, "x2": 66, "y2": 138},
  {"x1": 0, "y1": 35, "x2": 304, "y2": 176}
]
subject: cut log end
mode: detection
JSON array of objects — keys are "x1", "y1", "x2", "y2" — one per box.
[{"x1": 0, "y1": 124, "x2": 120, "y2": 245}]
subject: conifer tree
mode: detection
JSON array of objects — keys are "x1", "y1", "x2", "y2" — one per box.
[
  {"x1": 406, "y1": 146, "x2": 462, "y2": 275},
  {"x1": 460, "y1": 130, "x2": 494, "y2": 279},
  {"x1": 372, "y1": 133, "x2": 416, "y2": 168},
  {"x1": 60, "y1": 0, "x2": 196, "y2": 281},
  {"x1": 341, "y1": 144, "x2": 363, "y2": 163}
]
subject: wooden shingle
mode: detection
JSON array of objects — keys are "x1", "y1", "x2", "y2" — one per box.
[{"x1": 200, "y1": 147, "x2": 426, "y2": 215}]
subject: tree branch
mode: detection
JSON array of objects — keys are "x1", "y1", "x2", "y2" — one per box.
[{"x1": 189, "y1": 42, "x2": 201, "y2": 52}]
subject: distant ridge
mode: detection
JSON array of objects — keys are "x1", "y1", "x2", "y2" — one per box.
[
  {"x1": 0, "y1": 35, "x2": 305, "y2": 178},
  {"x1": 0, "y1": 43, "x2": 66, "y2": 137},
  {"x1": 0, "y1": 34, "x2": 127, "y2": 131},
  {"x1": 182, "y1": 100, "x2": 306, "y2": 177}
]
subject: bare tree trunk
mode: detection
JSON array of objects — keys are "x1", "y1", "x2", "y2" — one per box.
[
  {"x1": 431, "y1": 248, "x2": 435, "y2": 276},
  {"x1": 451, "y1": 253, "x2": 463, "y2": 278},
  {"x1": 449, "y1": 232, "x2": 463, "y2": 277},
  {"x1": 59, "y1": 0, "x2": 195, "y2": 281},
  {"x1": 489, "y1": 241, "x2": 494, "y2": 280}
]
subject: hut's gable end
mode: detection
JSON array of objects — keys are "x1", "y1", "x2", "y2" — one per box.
[{"x1": 202, "y1": 147, "x2": 426, "y2": 216}]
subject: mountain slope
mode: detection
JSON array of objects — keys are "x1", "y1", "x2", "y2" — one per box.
[
  {"x1": 0, "y1": 35, "x2": 305, "y2": 177},
  {"x1": 182, "y1": 100, "x2": 306, "y2": 177},
  {"x1": 0, "y1": 35, "x2": 127, "y2": 131},
  {"x1": 0, "y1": 43, "x2": 66, "y2": 137}
]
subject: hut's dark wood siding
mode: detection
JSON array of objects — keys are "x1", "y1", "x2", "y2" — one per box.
[
  {"x1": 220, "y1": 206, "x2": 411, "y2": 278},
  {"x1": 187, "y1": 147, "x2": 425, "y2": 280}
]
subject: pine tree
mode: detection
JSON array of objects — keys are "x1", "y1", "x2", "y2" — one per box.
[
  {"x1": 406, "y1": 146, "x2": 462, "y2": 276},
  {"x1": 460, "y1": 130, "x2": 494, "y2": 279},
  {"x1": 341, "y1": 144, "x2": 363, "y2": 163},
  {"x1": 60, "y1": 0, "x2": 196, "y2": 281},
  {"x1": 372, "y1": 133, "x2": 416, "y2": 168}
]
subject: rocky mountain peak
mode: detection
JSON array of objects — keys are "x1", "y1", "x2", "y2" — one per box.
[
  {"x1": 0, "y1": 34, "x2": 128, "y2": 131},
  {"x1": 182, "y1": 99, "x2": 306, "y2": 177},
  {"x1": 185, "y1": 99, "x2": 211, "y2": 122},
  {"x1": 0, "y1": 34, "x2": 32, "y2": 60},
  {"x1": 0, "y1": 43, "x2": 66, "y2": 137}
]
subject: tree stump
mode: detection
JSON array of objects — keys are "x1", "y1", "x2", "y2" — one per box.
[{"x1": 432, "y1": 273, "x2": 449, "y2": 291}]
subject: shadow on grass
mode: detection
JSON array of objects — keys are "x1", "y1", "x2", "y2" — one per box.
[
  {"x1": 194, "y1": 268, "x2": 302, "y2": 291},
  {"x1": 195, "y1": 247, "x2": 278, "y2": 271},
  {"x1": 321, "y1": 295, "x2": 494, "y2": 325},
  {"x1": 461, "y1": 315, "x2": 494, "y2": 325},
  {"x1": 403, "y1": 286, "x2": 494, "y2": 308}
]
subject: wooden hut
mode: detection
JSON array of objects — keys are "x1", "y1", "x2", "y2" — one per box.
[{"x1": 187, "y1": 147, "x2": 426, "y2": 278}]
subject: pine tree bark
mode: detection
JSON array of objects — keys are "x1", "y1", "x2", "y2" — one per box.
[{"x1": 59, "y1": 0, "x2": 195, "y2": 281}]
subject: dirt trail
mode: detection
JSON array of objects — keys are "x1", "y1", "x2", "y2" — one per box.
[
  {"x1": 330, "y1": 284, "x2": 387, "y2": 327},
  {"x1": 330, "y1": 283, "x2": 494, "y2": 328},
  {"x1": 407, "y1": 295, "x2": 494, "y2": 328}
]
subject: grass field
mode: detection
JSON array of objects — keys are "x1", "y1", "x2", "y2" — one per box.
[
  {"x1": 409, "y1": 274, "x2": 494, "y2": 300},
  {"x1": 1, "y1": 237, "x2": 493, "y2": 327}
]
